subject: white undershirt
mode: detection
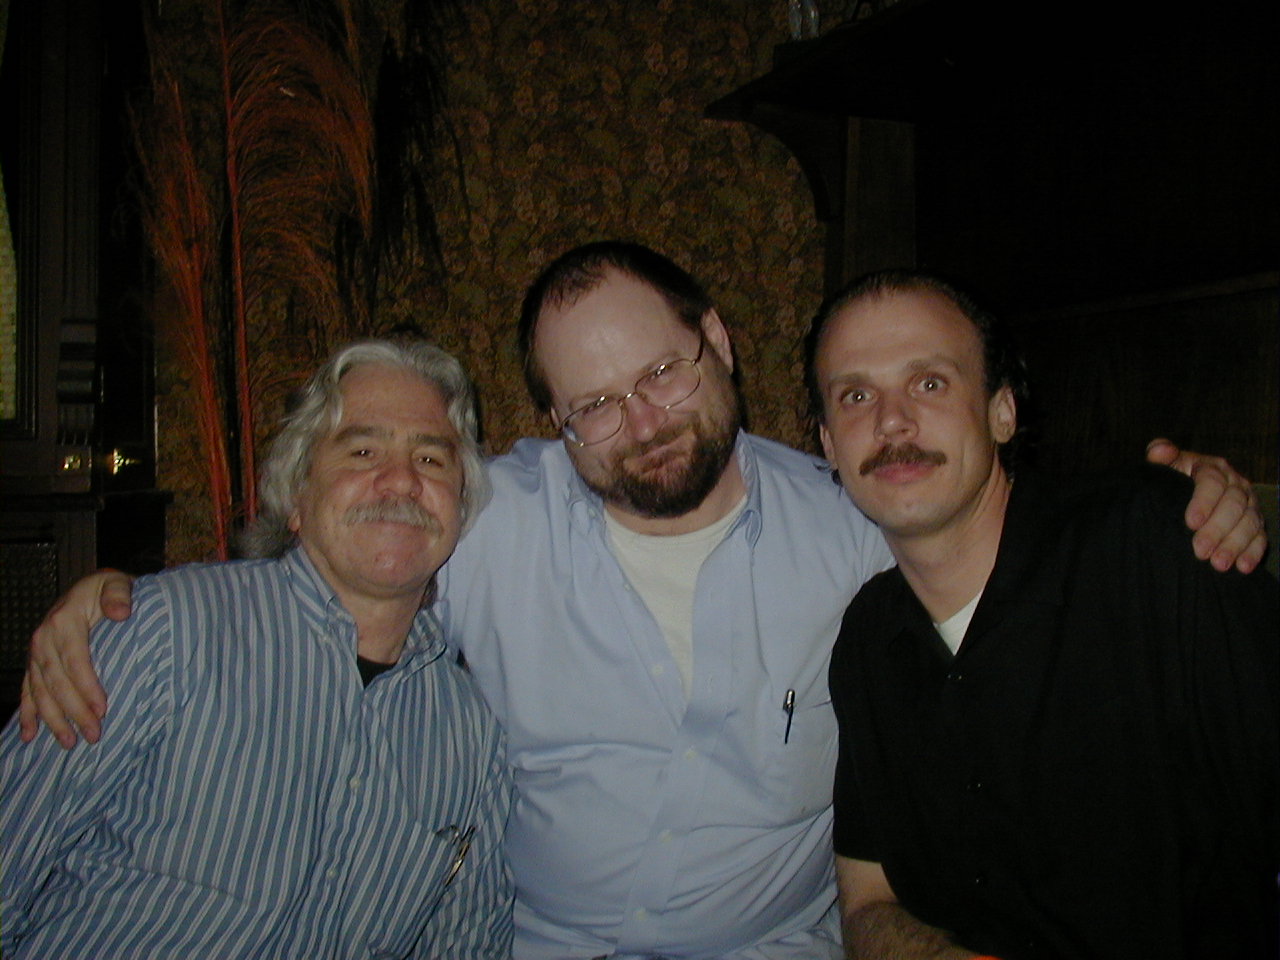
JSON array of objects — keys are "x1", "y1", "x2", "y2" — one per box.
[
  {"x1": 934, "y1": 589, "x2": 983, "y2": 656},
  {"x1": 605, "y1": 496, "x2": 747, "y2": 699}
]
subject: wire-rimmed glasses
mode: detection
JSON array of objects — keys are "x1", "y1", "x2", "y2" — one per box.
[{"x1": 560, "y1": 333, "x2": 706, "y2": 446}]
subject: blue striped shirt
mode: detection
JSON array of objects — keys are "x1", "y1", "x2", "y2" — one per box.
[{"x1": 1, "y1": 547, "x2": 513, "y2": 959}]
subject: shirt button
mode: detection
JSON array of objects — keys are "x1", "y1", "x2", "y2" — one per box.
[
  {"x1": 652, "y1": 664, "x2": 664, "y2": 677},
  {"x1": 326, "y1": 868, "x2": 338, "y2": 880},
  {"x1": 658, "y1": 829, "x2": 673, "y2": 843},
  {"x1": 946, "y1": 671, "x2": 964, "y2": 682},
  {"x1": 684, "y1": 748, "x2": 697, "y2": 760},
  {"x1": 967, "y1": 778, "x2": 985, "y2": 792},
  {"x1": 634, "y1": 908, "x2": 648, "y2": 920},
  {"x1": 348, "y1": 776, "x2": 362, "y2": 791},
  {"x1": 972, "y1": 873, "x2": 987, "y2": 886}
]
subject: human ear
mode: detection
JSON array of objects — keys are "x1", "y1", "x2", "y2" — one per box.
[
  {"x1": 700, "y1": 309, "x2": 735, "y2": 373},
  {"x1": 989, "y1": 386, "x2": 1017, "y2": 443}
]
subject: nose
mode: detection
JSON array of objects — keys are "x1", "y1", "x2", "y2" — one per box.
[
  {"x1": 375, "y1": 452, "x2": 423, "y2": 498},
  {"x1": 620, "y1": 392, "x2": 670, "y2": 442},
  {"x1": 874, "y1": 391, "x2": 918, "y2": 443}
]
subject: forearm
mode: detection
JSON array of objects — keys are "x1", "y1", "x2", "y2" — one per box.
[{"x1": 843, "y1": 901, "x2": 978, "y2": 960}]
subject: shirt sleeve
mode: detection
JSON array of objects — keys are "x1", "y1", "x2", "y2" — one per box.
[
  {"x1": 0, "y1": 580, "x2": 176, "y2": 952},
  {"x1": 1141, "y1": 472, "x2": 1280, "y2": 865},
  {"x1": 413, "y1": 720, "x2": 515, "y2": 959}
]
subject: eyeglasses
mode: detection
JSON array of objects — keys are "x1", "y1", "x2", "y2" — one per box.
[{"x1": 559, "y1": 333, "x2": 706, "y2": 446}]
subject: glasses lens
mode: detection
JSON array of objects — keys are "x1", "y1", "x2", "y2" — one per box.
[
  {"x1": 561, "y1": 348, "x2": 703, "y2": 446},
  {"x1": 638, "y1": 359, "x2": 700, "y2": 408},
  {"x1": 563, "y1": 400, "x2": 623, "y2": 446}
]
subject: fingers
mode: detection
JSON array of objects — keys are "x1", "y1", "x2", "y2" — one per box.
[
  {"x1": 1182, "y1": 456, "x2": 1234, "y2": 534},
  {"x1": 1214, "y1": 485, "x2": 1266, "y2": 575},
  {"x1": 1148, "y1": 439, "x2": 1267, "y2": 574},
  {"x1": 101, "y1": 571, "x2": 136, "y2": 621},
  {"x1": 18, "y1": 670, "x2": 39, "y2": 743},
  {"x1": 22, "y1": 645, "x2": 100, "y2": 749},
  {"x1": 1144, "y1": 437, "x2": 1178, "y2": 466},
  {"x1": 20, "y1": 569, "x2": 128, "y2": 746},
  {"x1": 1186, "y1": 465, "x2": 1262, "y2": 573}
]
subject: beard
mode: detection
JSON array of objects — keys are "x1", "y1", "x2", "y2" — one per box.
[{"x1": 577, "y1": 382, "x2": 741, "y2": 519}]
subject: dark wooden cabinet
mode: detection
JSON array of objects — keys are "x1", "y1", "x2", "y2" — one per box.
[
  {"x1": 1, "y1": 0, "x2": 166, "y2": 720},
  {"x1": 709, "y1": 0, "x2": 1278, "y2": 483}
]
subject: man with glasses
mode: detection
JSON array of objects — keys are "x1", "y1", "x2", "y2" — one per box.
[{"x1": 19, "y1": 242, "x2": 1268, "y2": 960}]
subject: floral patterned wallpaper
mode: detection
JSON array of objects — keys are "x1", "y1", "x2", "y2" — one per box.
[{"x1": 162, "y1": 0, "x2": 839, "y2": 561}]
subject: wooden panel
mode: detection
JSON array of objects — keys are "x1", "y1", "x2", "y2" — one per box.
[{"x1": 1016, "y1": 277, "x2": 1278, "y2": 483}]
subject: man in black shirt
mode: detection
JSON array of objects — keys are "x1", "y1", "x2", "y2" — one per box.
[{"x1": 807, "y1": 270, "x2": 1278, "y2": 960}]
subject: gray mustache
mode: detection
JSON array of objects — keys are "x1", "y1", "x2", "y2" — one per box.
[{"x1": 344, "y1": 500, "x2": 441, "y2": 533}]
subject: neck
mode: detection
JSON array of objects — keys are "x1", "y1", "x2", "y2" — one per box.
[
  {"x1": 888, "y1": 465, "x2": 1012, "y2": 623},
  {"x1": 606, "y1": 455, "x2": 747, "y2": 536},
  {"x1": 343, "y1": 591, "x2": 423, "y2": 665}
]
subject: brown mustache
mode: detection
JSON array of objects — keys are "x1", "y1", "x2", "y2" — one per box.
[
  {"x1": 619, "y1": 422, "x2": 687, "y2": 462},
  {"x1": 344, "y1": 500, "x2": 441, "y2": 533},
  {"x1": 859, "y1": 443, "x2": 947, "y2": 476}
]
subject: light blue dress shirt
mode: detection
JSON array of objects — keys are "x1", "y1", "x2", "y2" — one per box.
[
  {"x1": 437, "y1": 433, "x2": 892, "y2": 960},
  {"x1": 1, "y1": 548, "x2": 513, "y2": 959}
]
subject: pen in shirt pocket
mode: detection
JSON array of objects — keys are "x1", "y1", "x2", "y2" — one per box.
[
  {"x1": 783, "y1": 689, "x2": 796, "y2": 744},
  {"x1": 437, "y1": 824, "x2": 475, "y2": 886}
]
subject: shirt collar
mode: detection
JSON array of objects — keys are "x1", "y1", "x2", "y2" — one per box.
[{"x1": 280, "y1": 546, "x2": 447, "y2": 674}]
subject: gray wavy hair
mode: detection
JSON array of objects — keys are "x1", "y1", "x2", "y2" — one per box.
[{"x1": 239, "y1": 339, "x2": 491, "y2": 559}]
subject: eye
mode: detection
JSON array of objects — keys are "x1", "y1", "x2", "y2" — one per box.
[
  {"x1": 838, "y1": 386, "x2": 872, "y2": 405},
  {"x1": 917, "y1": 375, "x2": 946, "y2": 393},
  {"x1": 647, "y1": 363, "x2": 674, "y2": 382},
  {"x1": 570, "y1": 396, "x2": 616, "y2": 422},
  {"x1": 349, "y1": 447, "x2": 374, "y2": 458},
  {"x1": 415, "y1": 446, "x2": 457, "y2": 470}
]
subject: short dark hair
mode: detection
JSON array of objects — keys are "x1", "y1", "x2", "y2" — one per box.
[
  {"x1": 804, "y1": 268, "x2": 1036, "y2": 470},
  {"x1": 517, "y1": 241, "x2": 715, "y2": 412}
]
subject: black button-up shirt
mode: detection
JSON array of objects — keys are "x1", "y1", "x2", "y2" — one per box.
[{"x1": 831, "y1": 466, "x2": 1279, "y2": 960}]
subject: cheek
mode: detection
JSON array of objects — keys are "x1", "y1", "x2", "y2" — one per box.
[
  {"x1": 565, "y1": 441, "x2": 610, "y2": 477},
  {"x1": 827, "y1": 414, "x2": 872, "y2": 460}
]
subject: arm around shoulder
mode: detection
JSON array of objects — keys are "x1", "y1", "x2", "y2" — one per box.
[
  {"x1": 1143, "y1": 438, "x2": 1267, "y2": 573},
  {"x1": 20, "y1": 569, "x2": 137, "y2": 748}
]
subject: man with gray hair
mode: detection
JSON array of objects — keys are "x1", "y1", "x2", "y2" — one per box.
[{"x1": 0, "y1": 339, "x2": 513, "y2": 959}]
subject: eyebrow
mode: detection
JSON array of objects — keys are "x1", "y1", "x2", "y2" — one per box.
[
  {"x1": 331, "y1": 424, "x2": 458, "y2": 449},
  {"x1": 567, "y1": 346, "x2": 696, "y2": 410},
  {"x1": 824, "y1": 355, "x2": 963, "y2": 392}
]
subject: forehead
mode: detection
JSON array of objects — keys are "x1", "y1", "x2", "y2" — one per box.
[
  {"x1": 536, "y1": 268, "x2": 695, "y2": 397},
  {"x1": 330, "y1": 363, "x2": 456, "y2": 437},
  {"x1": 540, "y1": 269, "x2": 684, "y2": 345},
  {"x1": 819, "y1": 289, "x2": 981, "y2": 375}
]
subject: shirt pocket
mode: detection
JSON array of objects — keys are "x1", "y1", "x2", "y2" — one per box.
[
  {"x1": 358, "y1": 815, "x2": 475, "y2": 957},
  {"x1": 762, "y1": 692, "x2": 839, "y2": 822}
]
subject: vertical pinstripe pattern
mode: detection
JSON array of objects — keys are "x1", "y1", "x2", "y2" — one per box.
[{"x1": 1, "y1": 548, "x2": 513, "y2": 959}]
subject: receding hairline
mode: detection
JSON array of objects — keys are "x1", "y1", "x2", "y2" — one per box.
[{"x1": 818, "y1": 285, "x2": 974, "y2": 358}]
